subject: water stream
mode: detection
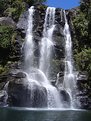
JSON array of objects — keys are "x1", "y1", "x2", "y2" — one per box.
[
  {"x1": 39, "y1": 7, "x2": 55, "y2": 77},
  {"x1": 24, "y1": 6, "x2": 35, "y2": 69},
  {"x1": 23, "y1": 6, "x2": 78, "y2": 109},
  {"x1": 63, "y1": 11, "x2": 77, "y2": 108},
  {"x1": 24, "y1": 6, "x2": 62, "y2": 108}
]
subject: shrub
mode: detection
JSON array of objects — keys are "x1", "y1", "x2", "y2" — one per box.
[{"x1": 0, "y1": 25, "x2": 14, "y2": 48}]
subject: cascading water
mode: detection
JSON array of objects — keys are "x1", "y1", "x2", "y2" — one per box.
[
  {"x1": 39, "y1": 7, "x2": 55, "y2": 77},
  {"x1": 39, "y1": 7, "x2": 62, "y2": 108},
  {"x1": 63, "y1": 11, "x2": 77, "y2": 108},
  {"x1": 24, "y1": 6, "x2": 62, "y2": 108},
  {"x1": 24, "y1": 6, "x2": 34, "y2": 70},
  {"x1": 23, "y1": 5, "x2": 79, "y2": 109}
]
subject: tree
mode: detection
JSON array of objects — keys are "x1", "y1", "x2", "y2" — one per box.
[
  {"x1": 72, "y1": 0, "x2": 91, "y2": 79},
  {"x1": 0, "y1": 0, "x2": 47, "y2": 19},
  {"x1": 80, "y1": 0, "x2": 91, "y2": 15}
]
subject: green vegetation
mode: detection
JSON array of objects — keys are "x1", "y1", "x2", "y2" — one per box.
[
  {"x1": 73, "y1": 11, "x2": 88, "y2": 52},
  {"x1": 72, "y1": 0, "x2": 91, "y2": 79},
  {"x1": 0, "y1": 0, "x2": 47, "y2": 75},
  {"x1": 0, "y1": 0, "x2": 47, "y2": 21},
  {"x1": 0, "y1": 0, "x2": 25, "y2": 21},
  {"x1": 75, "y1": 49, "x2": 91, "y2": 79},
  {"x1": 0, "y1": 25, "x2": 15, "y2": 48},
  {"x1": 0, "y1": 65, "x2": 6, "y2": 74}
]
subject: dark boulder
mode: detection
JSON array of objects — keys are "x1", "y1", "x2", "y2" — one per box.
[
  {"x1": 76, "y1": 71, "x2": 91, "y2": 109},
  {"x1": 8, "y1": 71, "x2": 26, "y2": 79},
  {"x1": 7, "y1": 73, "x2": 47, "y2": 107},
  {"x1": 15, "y1": 72, "x2": 26, "y2": 78},
  {"x1": 0, "y1": 90, "x2": 8, "y2": 106},
  {"x1": 60, "y1": 90, "x2": 71, "y2": 108}
]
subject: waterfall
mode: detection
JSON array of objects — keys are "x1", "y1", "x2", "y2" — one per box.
[
  {"x1": 39, "y1": 7, "x2": 55, "y2": 77},
  {"x1": 39, "y1": 7, "x2": 62, "y2": 108},
  {"x1": 22, "y1": 6, "x2": 79, "y2": 109},
  {"x1": 63, "y1": 11, "x2": 77, "y2": 108},
  {"x1": 24, "y1": 6, "x2": 34, "y2": 70},
  {"x1": 24, "y1": 6, "x2": 62, "y2": 108}
]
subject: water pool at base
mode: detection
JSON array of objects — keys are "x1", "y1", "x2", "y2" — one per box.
[{"x1": 0, "y1": 107, "x2": 91, "y2": 121}]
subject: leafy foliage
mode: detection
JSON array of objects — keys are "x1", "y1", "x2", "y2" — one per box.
[
  {"x1": 73, "y1": 11, "x2": 88, "y2": 51},
  {"x1": 0, "y1": 0, "x2": 47, "y2": 21},
  {"x1": 75, "y1": 49, "x2": 91, "y2": 79},
  {"x1": 80, "y1": 0, "x2": 90, "y2": 15},
  {"x1": 72, "y1": 0, "x2": 91, "y2": 79},
  {"x1": 0, "y1": 25, "x2": 14, "y2": 48}
]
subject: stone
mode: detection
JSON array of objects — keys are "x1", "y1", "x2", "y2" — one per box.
[
  {"x1": 8, "y1": 78, "x2": 47, "y2": 107},
  {"x1": 17, "y1": 11, "x2": 28, "y2": 32},
  {"x1": 77, "y1": 71, "x2": 88, "y2": 82},
  {"x1": 76, "y1": 71, "x2": 91, "y2": 109},
  {"x1": 0, "y1": 17, "x2": 16, "y2": 28},
  {"x1": 56, "y1": 71, "x2": 64, "y2": 88},
  {"x1": 0, "y1": 74, "x2": 8, "y2": 83},
  {"x1": 60, "y1": 90, "x2": 71, "y2": 108},
  {"x1": 0, "y1": 90, "x2": 8, "y2": 106},
  {"x1": 8, "y1": 71, "x2": 26, "y2": 79},
  {"x1": 15, "y1": 72, "x2": 26, "y2": 78}
]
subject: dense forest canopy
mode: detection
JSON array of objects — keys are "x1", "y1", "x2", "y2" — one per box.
[
  {"x1": 0, "y1": 0, "x2": 47, "y2": 21},
  {"x1": 71, "y1": 0, "x2": 91, "y2": 79}
]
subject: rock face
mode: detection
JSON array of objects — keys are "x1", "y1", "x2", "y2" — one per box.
[
  {"x1": 0, "y1": 17, "x2": 16, "y2": 28},
  {"x1": 7, "y1": 72, "x2": 47, "y2": 107},
  {"x1": 76, "y1": 72, "x2": 91, "y2": 109},
  {"x1": 0, "y1": 90, "x2": 8, "y2": 106},
  {"x1": 60, "y1": 90, "x2": 71, "y2": 108}
]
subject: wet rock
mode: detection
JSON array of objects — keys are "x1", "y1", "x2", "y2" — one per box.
[
  {"x1": 8, "y1": 78, "x2": 47, "y2": 107},
  {"x1": 32, "y1": 84, "x2": 47, "y2": 107},
  {"x1": 0, "y1": 17, "x2": 16, "y2": 28},
  {"x1": 56, "y1": 8, "x2": 65, "y2": 26},
  {"x1": 0, "y1": 74, "x2": 8, "y2": 83},
  {"x1": 51, "y1": 80, "x2": 56, "y2": 86},
  {"x1": 8, "y1": 71, "x2": 26, "y2": 79},
  {"x1": 60, "y1": 90, "x2": 71, "y2": 108},
  {"x1": 76, "y1": 71, "x2": 91, "y2": 109},
  {"x1": 56, "y1": 71, "x2": 64, "y2": 88},
  {"x1": 0, "y1": 90, "x2": 8, "y2": 106},
  {"x1": 17, "y1": 11, "x2": 28, "y2": 32},
  {"x1": 77, "y1": 71, "x2": 88, "y2": 82},
  {"x1": 15, "y1": 72, "x2": 26, "y2": 78}
]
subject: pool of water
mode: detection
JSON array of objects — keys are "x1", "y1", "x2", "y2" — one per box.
[{"x1": 0, "y1": 107, "x2": 91, "y2": 121}]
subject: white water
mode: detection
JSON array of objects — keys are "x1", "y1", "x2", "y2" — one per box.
[
  {"x1": 24, "y1": 6, "x2": 34, "y2": 70},
  {"x1": 24, "y1": 7, "x2": 62, "y2": 108},
  {"x1": 39, "y1": 7, "x2": 55, "y2": 77},
  {"x1": 39, "y1": 7, "x2": 62, "y2": 108},
  {"x1": 63, "y1": 11, "x2": 77, "y2": 108},
  {"x1": 23, "y1": 6, "x2": 78, "y2": 109}
]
